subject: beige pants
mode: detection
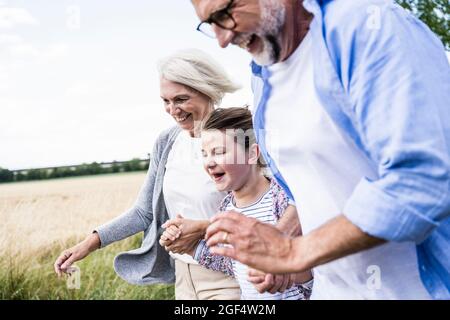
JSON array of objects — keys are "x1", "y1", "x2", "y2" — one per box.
[{"x1": 175, "y1": 259, "x2": 241, "y2": 300}]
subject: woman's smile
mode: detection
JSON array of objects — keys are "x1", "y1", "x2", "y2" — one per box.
[{"x1": 174, "y1": 113, "x2": 192, "y2": 123}]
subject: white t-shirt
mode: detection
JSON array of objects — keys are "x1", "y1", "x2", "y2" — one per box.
[
  {"x1": 163, "y1": 130, "x2": 227, "y2": 264},
  {"x1": 253, "y1": 32, "x2": 431, "y2": 299}
]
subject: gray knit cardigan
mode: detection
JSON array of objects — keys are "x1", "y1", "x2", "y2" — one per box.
[{"x1": 95, "y1": 125, "x2": 181, "y2": 285}]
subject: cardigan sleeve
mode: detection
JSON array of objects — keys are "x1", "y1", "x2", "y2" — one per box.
[{"x1": 94, "y1": 129, "x2": 169, "y2": 248}]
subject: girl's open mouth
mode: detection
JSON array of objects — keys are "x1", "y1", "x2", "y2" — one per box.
[{"x1": 212, "y1": 172, "x2": 225, "y2": 182}]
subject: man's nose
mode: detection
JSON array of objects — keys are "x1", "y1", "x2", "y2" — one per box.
[{"x1": 213, "y1": 24, "x2": 234, "y2": 48}]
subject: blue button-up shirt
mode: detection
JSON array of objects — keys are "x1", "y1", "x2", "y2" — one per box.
[{"x1": 252, "y1": 0, "x2": 450, "y2": 299}]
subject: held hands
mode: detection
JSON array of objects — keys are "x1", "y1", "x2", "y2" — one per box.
[
  {"x1": 159, "y1": 214, "x2": 208, "y2": 256},
  {"x1": 159, "y1": 223, "x2": 182, "y2": 247}
]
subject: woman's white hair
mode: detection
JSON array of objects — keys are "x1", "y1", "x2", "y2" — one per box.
[{"x1": 157, "y1": 48, "x2": 241, "y2": 106}]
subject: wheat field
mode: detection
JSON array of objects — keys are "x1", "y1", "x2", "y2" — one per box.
[{"x1": 0, "y1": 172, "x2": 174, "y2": 299}]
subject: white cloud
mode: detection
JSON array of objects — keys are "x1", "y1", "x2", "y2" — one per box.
[
  {"x1": 0, "y1": 33, "x2": 38, "y2": 59},
  {"x1": 0, "y1": 7, "x2": 38, "y2": 29},
  {"x1": 0, "y1": 72, "x2": 9, "y2": 91},
  {"x1": 43, "y1": 43, "x2": 69, "y2": 59},
  {"x1": 7, "y1": 42, "x2": 39, "y2": 58},
  {"x1": 0, "y1": 33, "x2": 22, "y2": 45},
  {"x1": 0, "y1": 10, "x2": 54, "y2": 62},
  {"x1": 0, "y1": 34, "x2": 68, "y2": 62},
  {"x1": 65, "y1": 83, "x2": 91, "y2": 97}
]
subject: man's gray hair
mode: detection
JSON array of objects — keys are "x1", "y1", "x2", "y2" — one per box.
[{"x1": 157, "y1": 48, "x2": 241, "y2": 105}]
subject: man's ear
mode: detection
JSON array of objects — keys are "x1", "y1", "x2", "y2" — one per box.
[{"x1": 248, "y1": 143, "x2": 260, "y2": 165}]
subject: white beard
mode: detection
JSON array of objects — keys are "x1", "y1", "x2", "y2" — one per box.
[{"x1": 252, "y1": 0, "x2": 286, "y2": 66}]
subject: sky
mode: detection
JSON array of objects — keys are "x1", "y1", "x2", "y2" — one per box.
[
  {"x1": 1, "y1": 1, "x2": 449, "y2": 170},
  {"x1": 0, "y1": 0, "x2": 254, "y2": 170}
]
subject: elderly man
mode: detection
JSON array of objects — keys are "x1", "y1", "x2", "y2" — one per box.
[{"x1": 190, "y1": 0, "x2": 450, "y2": 299}]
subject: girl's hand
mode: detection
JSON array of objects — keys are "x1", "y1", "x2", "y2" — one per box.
[
  {"x1": 159, "y1": 225, "x2": 182, "y2": 247},
  {"x1": 247, "y1": 268, "x2": 295, "y2": 294},
  {"x1": 160, "y1": 214, "x2": 209, "y2": 255},
  {"x1": 247, "y1": 268, "x2": 313, "y2": 294}
]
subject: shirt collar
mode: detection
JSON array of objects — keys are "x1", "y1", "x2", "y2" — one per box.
[{"x1": 250, "y1": 61, "x2": 271, "y2": 80}]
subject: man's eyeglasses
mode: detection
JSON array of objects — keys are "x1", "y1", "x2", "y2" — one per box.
[{"x1": 196, "y1": 0, "x2": 237, "y2": 38}]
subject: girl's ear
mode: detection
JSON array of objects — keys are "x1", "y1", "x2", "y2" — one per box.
[{"x1": 248, "y1": 143, "x2": 260, "y2": 165}]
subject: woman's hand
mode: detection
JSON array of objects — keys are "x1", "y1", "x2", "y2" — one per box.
[
  {"x1": 54, "y1": 232, "x2": 101, "y2": 277},
  {"x1": 160, "y1": 214, "x2": 209, "y2": 256}
]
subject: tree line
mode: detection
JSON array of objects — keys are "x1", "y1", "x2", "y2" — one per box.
[{"x1": 0, "y1": 158, "x2": 150, "y2": 184}]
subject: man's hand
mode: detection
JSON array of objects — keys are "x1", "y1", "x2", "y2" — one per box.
[
  {"x1": 205, "y1": 211, "x2": 296, "y2": 273},
  {"x1": 246, "y1": 204, "x2": 313, "y2": 293},
  {"x1": 206, "y1": 212, "x2": 385, "y2": 274}
]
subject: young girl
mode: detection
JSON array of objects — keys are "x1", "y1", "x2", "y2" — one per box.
[{"x1": 161, "y1": 107, "x2": 313, "y2": 300}]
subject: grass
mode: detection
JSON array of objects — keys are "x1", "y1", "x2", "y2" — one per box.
[
  {"x1": 0, "y1": 172, "x2": 174, "y2": 300},
  {"x1": 0, "y1": 234, "x2": 174, "y2": 300}
]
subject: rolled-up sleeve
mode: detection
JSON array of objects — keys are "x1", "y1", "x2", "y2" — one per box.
[{"x1": 333, "y1": 3, "x2": 450, "y2": 243}]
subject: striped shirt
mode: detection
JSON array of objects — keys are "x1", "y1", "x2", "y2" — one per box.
[{"x1": 194, "y1": 179, "x2": 312, "y2": 300}]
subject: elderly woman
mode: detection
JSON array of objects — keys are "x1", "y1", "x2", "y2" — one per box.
[{"x1": 54, "y1": 49, "x2": 241, "y2": 300}]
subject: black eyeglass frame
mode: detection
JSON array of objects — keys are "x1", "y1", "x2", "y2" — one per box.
[{"x1": 196, "y1": 0, "x2": 237, "y2": 38}]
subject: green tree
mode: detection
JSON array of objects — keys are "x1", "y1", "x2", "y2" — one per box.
[
  {"x1": 0, "y1": 168, "x2": 14, "y2": 183},
  {"x1": 396, "y1": 0, "x2": 449, "y2": 50},
  {"x1": 88, "y1": 162, "x2": 102, "y2": 175},
  {"x1": 129, "y1": 158, "x2": 143, "y2": 171},
  {"x1": 48, "y1": 168, "x2": 60, "y2": 179},
  {"x1": 111, "y1": 161, "x2": 121, "y2": 173},
  {"x1": 27, "y1": 169, "x2": 46, "y2": 180},
  {"x1": 15, "y1": 172, "x2": 26, "y2": 182},
  {"x1": 121, "y1": 162, "x2": 130, "y2": 172},
  {"x1": 75, "y1": 164, "x2": 89, "y2": 176}
]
